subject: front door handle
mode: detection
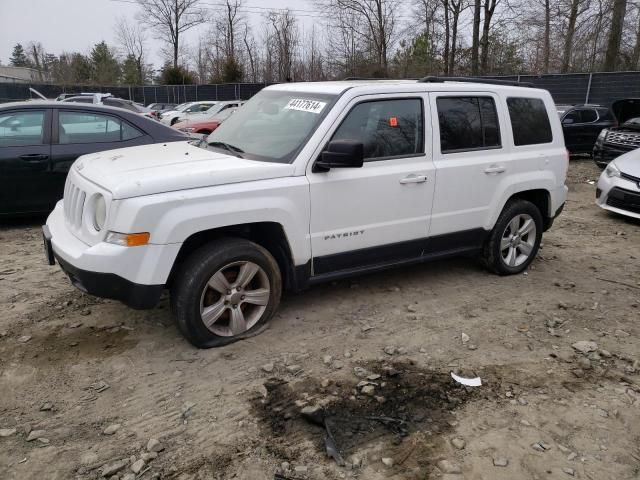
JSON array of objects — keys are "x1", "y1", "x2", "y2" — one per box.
[
  {"x1": 400, "y1": 174, "x2": 427, "y2": 184},
  {"x1": 19, "y1": 154, "x2": 49, "y2": 162},
  {"x1": 484, "y1": 165, "x2": 506, "y2": 174}
]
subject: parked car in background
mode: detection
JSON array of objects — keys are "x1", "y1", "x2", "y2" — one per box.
[
  {"x1": 62, "y1": 95, "x2": 154, "y2": 118},
  {"x1": 560, "y1": 104, "x2": 616, "y2": 154},
  {"x1": 593, "y1": 99, "x2": 640, "y2": 168},
  {"x1": 56, "y1": 92, "x2": 102, "y2": 101},
  {"x1": 147, "y1": 102, "x2": 177, "y2": 120},
  {"x1": 0, "y1": 101, "x2": 188, "y2": 216},
  {"x1": 596, "y1": 148, "x2": 640, "y2": 219},
  {"x1": 148, "y1": 102, "x2": 177, "y2": 111},
  {"x1": 173, "y1": 100, "x2": 245, "y2": 124},
  {"x1": 556, "y1": 104, "x2": 574, "y2": 117},
  {"x1": 159, "y1": 101, "x2": 219, "y2": 126},
  {"x1": 172, "y1": 106, "x2": 238, "y2": 135}
]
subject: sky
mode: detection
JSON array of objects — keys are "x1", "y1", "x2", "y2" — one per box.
[{"x1": 0, "y1": 0, "x2": 318, "y2": 69}]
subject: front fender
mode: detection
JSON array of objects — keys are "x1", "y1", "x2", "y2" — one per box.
[{"x1": 109, "y1": 177, "x2": 311, "y2": 265}]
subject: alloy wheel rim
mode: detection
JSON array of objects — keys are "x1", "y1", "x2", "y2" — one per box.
[
  {"x1": 500, "y1": 214, "x2": 537, "y2": 268},
  {"x1": 199, "y1": 261, "x2": 270, "y2": 337}
]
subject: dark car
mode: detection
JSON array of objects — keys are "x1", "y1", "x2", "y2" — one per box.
[
  {"x1": 593, "y1": 99, "x2": 640, "y2": 168},
  {"x1": 560, "y1": 104, "x2": 617, "y2": 154},
  {"x1": 0, "y1": 101, "x2": 188, "y2": 216}
]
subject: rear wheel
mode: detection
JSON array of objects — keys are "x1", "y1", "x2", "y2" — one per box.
[
  {"x1": 170, "y1": 238, "x2": 282, "y2": 348},
  {"x1": 482, "y1": 199, "x2": 543, "y2": 275}
]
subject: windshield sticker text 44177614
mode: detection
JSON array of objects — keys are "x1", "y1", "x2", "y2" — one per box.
[{"x1": 285, "y1": 99, "x2": 327, "y2": 114}]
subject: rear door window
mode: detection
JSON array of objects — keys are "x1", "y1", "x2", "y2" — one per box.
[
  {"x1": 507, "y1": 97, "x2": 553, "y2": 146},
  {"x1": 436, "y1": 96, "x2": 501, "y2": 153},
  {"x1": 579, "y1": 109, "x2": 598, "y2": 123},
  {"x1": 59, "y1": 111, "x2": 143, "y2": 144}
]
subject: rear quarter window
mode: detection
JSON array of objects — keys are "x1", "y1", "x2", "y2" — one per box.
[{"x1": 507, "y1": 97, "x2": 553, "y2": 146}]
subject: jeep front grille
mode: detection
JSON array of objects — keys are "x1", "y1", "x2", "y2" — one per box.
[
  {"x1": 604, "y1": 131, "x2": 640, "y2": 149},
  {"x1": 63, "y1": 178, "x2": 86, "y2": 229}
]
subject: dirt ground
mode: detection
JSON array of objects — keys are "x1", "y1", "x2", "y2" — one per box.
[{"x1": 1, "y1": 158, "x2": 639, "y2": 480}]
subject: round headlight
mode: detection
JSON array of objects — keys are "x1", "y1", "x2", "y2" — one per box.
[{"x1": 93, "y1": 195, "x2": 107, "y2": 231}]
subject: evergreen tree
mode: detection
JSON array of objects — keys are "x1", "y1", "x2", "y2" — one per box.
[
  {"x1": 90, "y1": 41, "x2": 120, "y2": 84},
  {"x1": 159, "y1": 64, "x2": 194, "y2": 85},
  {"x1": 121, "y1": 54, "x2": 142, "y2": 85},
  {"x1": 10, "y1": 44, "x2": 31, "y2": 67},
  {"x1": 70, "y1": 53, "x2": 92, "y2": 83}
]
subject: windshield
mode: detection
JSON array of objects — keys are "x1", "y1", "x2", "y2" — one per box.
[
  {"x1": 174, "y1": 103, "x2": 191, "y2": 112},
  {"x1": 622, "y1": 117, "x2": 640, "y2": 127},
  {"x1": 205, "y1": 90, "x2": 337, "y2": 163}
]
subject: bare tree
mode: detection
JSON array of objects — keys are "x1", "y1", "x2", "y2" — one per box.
[
  {"x1": 480, "y1": 0, "x2": 499, "y2": 74},
  {"x1": 115, "y1": 17, "x2": 148, "y2": 83},
  {"x1": 603, "y1": 0, "x2": 629, "y2": 70},
  {"x1": 442, "y1": 0, "x2": 451, "y2": 74},
  {"x1": 448, "y1": 0, "x2": 469, "y2": 74},
  {"x1": 561, "y1": 0, "x2": 588, "y2": 73},
  {"x1": 631, "y1": 3, "x2": 640, "y2": 68},
  {"x1": 135, "y1": 0, "x2": 206, "y2": 68},
  {"x1": 243, "y1": 24, "x2": 258, "y2": 82},
  {"x1": 266, "y1": 10, "x2": 299, "y2": 81},
  {"x1": 471, "y1": 0, "x2": 481, "y2": 74},
  {"x1": 324, "y1": 0, "x2": 399, "y2": 76}
]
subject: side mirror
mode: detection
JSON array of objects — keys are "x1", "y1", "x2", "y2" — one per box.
[
  {"x1": 562, "y1": 117, "x2": 574, "y2": 125},
  {"x1": 315, "y1": 140, "x2": 364, "y2": 171}
]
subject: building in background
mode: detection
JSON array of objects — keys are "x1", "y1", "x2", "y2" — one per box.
[{"x1": 0, "y1": 66, "x2": 51, "y2": 84}]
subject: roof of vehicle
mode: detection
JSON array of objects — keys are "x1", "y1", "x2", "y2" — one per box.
[
  {"x1": 266, "y1": 79, "x2": 549, "y2": 96},
  {"x1": 0, "y1": 100, "x2": 189, "y2": 140}
]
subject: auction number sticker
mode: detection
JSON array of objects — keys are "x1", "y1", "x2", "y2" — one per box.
[{"x1": 285, "y1": 98, "x2": 327, "y2": 114}]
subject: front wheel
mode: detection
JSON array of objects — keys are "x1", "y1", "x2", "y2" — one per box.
[
  {"x1": 482, "y1": 199, "x2": 543, "y2": 275},
  {"x1": 170, "y1": 238, "x2": 282, "y2": 348}
]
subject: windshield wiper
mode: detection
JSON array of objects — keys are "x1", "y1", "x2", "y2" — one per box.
[{"x1": 208, "y1": 141, "x2": 244, "y2": 157}]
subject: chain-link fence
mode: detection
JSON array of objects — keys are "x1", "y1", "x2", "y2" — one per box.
[
  {"x1": 0, "y1": 82, "x2": 270, "y2": 105},
  {"x1": 2, "y1": 72, "x2": 640, "y2": 106}
]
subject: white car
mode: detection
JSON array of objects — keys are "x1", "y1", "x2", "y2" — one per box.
[
  {"x1": 159, "y1": 101, "x2": 219, "y2": 126},
  {"x1": 173, "y1": 100, "x2": 245, "y2": 125},
  {"x1": 44, "y1": 78, "x2": 568, "y2": 348},
  {"x1": 596, "y1": 149, "x2": 640, "y2": 219}
]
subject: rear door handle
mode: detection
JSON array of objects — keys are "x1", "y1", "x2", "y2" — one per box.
[
  {"x1": 484, "y1": 165, "x2": 506, "y2": 174},
  {"x1": 20, "y1": 154, "x2": 49, "y2": 162},
  {"x1": 400, "y1": 174, "x2": 427, "y2": 184}
]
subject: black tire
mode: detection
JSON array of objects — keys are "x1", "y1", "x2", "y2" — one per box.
[
  {"x1": 482, "y1": 199, "x2": 543, "y2": 275},
  {"x1": 170, "y1": 117, "x2": 179, "y2": 126},
  {"x1": 170, "y1": 238, "x2": 282, "y2": 348}
]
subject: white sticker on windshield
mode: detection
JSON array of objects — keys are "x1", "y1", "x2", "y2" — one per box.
[{"x1": 285, "y1": 98, "x2": 327, "y2": 114}]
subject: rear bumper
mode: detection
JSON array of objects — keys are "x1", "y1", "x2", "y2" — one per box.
[{"x1": 55, "y1": 253, "x2": 164, "y2": 309}]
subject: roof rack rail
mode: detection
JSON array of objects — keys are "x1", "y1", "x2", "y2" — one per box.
[
  {"x1": 343, "y1": 77, "x2": 390, "y2": 80},
  {"x1": 418, "y1": 76, "x2": 535, "y2": 88}
]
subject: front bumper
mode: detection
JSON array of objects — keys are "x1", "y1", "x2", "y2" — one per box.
[
  {"x1": 596, "y1": 172, "x2": 640, "y2": 220},
  {"x1": 45, "y1": 201, "x2": 181, "y2": 309},
  {"x1": 53, "y1": 253, "x2": 163, "y2": 309}
]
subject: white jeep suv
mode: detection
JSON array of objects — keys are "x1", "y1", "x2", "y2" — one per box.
[{"x1": 43, "y1": 78, "x2": 568, "y2": 348}]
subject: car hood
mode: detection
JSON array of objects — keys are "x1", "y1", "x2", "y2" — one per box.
[
  {"x1": 74, "y1": 141, "x2": 295, "y2": 200},
  {"x1": 611, "y1": 99, "x2": 640, "y2": 124},
  {"x1": 613, "y1": 148, "x2": 640, "y2": 177}
]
